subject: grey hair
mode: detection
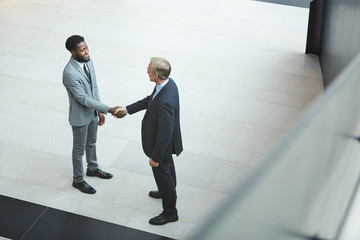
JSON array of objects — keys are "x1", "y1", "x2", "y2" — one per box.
[{"x1": 150, "y1": 57, "x2": 171, "y2": 80}]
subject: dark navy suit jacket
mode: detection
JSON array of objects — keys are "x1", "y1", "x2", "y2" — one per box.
[{"x1": 126, "y1": 78, "x2": 183, "y2": 163}]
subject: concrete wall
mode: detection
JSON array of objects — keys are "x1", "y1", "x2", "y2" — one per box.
[{"x1": 307, "y1": 0, "x2": 360, "y2": 87}]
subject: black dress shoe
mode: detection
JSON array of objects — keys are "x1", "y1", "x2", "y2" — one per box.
[
  {"x1": 149, "y1": 190, "x2": 162, "y2": 199},
  {"x1": 149, "y1": 213, "x2": 178, "y2": 225},
  {"x1": 86, "y1": 168, "x2": 113, "y2": 179},
  {"x1": 72, "y1": 181, "x2": 96, "y2": 194}
]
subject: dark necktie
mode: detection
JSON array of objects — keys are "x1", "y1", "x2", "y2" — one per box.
[
  {"x1": 83, "y1": 63, "x2": 96, "y2": 116},
  {"x1": 83, "y1": 63, "x2": 91, "y2": 82},
  {"x1": 148, "y1": 86, "x2": 156, "y2": 106}
]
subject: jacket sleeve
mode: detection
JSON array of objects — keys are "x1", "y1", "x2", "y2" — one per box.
[
  {"x1": 151, "y1": 102, "x2": 175, "y2": 163},
  {"x1": 126, "y1": 96, "x2": 150, "y2": 114},
  {"x1": 63, "y1": 70, "x2": 110, "y2": 113}
]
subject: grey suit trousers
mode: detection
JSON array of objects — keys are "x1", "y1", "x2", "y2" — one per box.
[{"x1": 72, "y1": 117, "x2": 99, "y2": 182}]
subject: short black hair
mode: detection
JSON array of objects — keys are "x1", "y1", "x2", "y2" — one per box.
[{"x1": 65, "y1": 35, "x2": 85, "y2": 52}]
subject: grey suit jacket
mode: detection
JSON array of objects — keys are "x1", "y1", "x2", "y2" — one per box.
[{"x1": 63, "y1": 57, "x2": 109, "y2": 127}]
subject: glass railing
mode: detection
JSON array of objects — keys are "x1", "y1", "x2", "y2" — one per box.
[{"x1": 189, "y1": 52, "x2": 360, "y2": 240}]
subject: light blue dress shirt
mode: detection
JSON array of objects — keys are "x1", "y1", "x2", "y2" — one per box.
[{"x1": 152, "y1": 78, "x2": 169, "y2": 100}]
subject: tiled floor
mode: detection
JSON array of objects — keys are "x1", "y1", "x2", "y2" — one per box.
[{"x1": 0, "y1": 0, "x2": 322, "y2": 239}]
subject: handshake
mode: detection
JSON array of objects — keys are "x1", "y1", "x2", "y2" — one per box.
[{"x1": 109, "y1": 106, "x2": 127, "y2": 118}]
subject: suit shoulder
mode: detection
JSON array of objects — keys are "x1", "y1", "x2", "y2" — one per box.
[
  {"x1": 167, "y1": 80, "x2": 179, "y2": 95},
  {"x1": 63, "y1": 61, "x2": 75, "y2": 73},
  {"x1": 168, "y1": 78, "x2": 178, "y2": 89},
  {"x1": 63, "y1": 63, "x2": 80, "y2": 83}
]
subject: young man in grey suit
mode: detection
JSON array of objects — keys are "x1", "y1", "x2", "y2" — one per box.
[
  {"x1": 124, "y1": 57, "x2": 183, "y2": 225},
  {"x1": 63, "y1": 35, "x2": 123, "y2": 194}
]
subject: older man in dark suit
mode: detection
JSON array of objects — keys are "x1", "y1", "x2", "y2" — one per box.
[{"x1": 125, "y1": 57, "x2": 183, "y2": 225}]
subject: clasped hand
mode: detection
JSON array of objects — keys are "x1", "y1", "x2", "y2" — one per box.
[{"x1": 109, "y1": 106, "x2": 126, "y2": 118}]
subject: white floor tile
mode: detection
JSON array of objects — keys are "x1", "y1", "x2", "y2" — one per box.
[
  {"x1": 179, "y1": 223, "x2": 203, "y2": 240},
  {"x1": 182, "y1": 137, "x2": 207, "y2": 155},
  {"x1": 201, "y1": 143, "x2": 254, "y2": 165},
  {"x1": 259, "y1": 90, "x2": 306, "y2": 108},
  {"x1": 113, "y1": 173, "x2": 162, "y2": 214},
  {"x1": 234, "y1": 123, "x2": 286, "y2": 153},
  {"x1": 250, "y1": 152, "x2": 268, "y2": 168},
  {"x1": 111, "y1": 141, "x2": 154, "y2": 176},
  {"x1": 177, "y1": 184, "x2": 229, "y2": 224},
  {"x1": 209, "y1": 161, "x2": 251, "y2": 194},
  {"x1": 187, "y1": 115, "x2": 244, "y2": 146},
  {"x1": 26, "y1": 185, "x2": 84, "y2": 213},
  {"x1": 176, "y1": 152, "x2": 223, "y2": 189},
  {"x1": 74, "y1": 197, "x2": 135, "y2": 226}
]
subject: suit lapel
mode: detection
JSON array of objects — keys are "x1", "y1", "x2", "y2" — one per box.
[
  {"x1": 149, "y1": 79, "x2": 171, "y2": 107},
  {"x1": 144, "y1": 79, "x2": 172, "y2": 118},
  {"x1": 70, "y1": 57, "x2": 92, "y2": 85}
]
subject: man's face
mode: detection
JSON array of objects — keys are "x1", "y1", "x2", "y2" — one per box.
[
  {"x1": 72, "y1": 41, "x2": 90, "y2": 62},
  {"x1": 147, "y1": 63, "x2": 157, "y2": 82}
]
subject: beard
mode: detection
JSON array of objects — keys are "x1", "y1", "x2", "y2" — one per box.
[{"x1": 75, "y1": 52, "x2": 90, "y2": 63}]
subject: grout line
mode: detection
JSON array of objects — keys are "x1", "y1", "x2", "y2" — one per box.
[
  {"x1": 19, "y1": 207, "x2": 48, "y2": 240},
  {"x1": 177, "y1": 221, "x2": 190, "y2": 240},
  {"x1": 124, "y1": 208, "x2": 137, "y2": 227},
  {"x1": 207, "y1": 159, "x2": 225, "y2": 190}
]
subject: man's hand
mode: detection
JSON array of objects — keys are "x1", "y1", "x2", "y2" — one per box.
[
  {"x1": 98, "y1": 112, "x2": 105, "y2": 126},
  {"x1": 108, "y1": 106, "x2": 121, "y2": 115},
  {"x1": 113, "y1": 106, "x2": 127, "y2": 119},
  {"x1": 149, "y1": 158, "x2": 159, "y2": 167}
]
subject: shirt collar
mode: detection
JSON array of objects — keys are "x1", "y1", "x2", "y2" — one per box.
[
  {"x1": 152, "y1": 78, "x2": 169, "y2": 99},
  {"x1": 156, "y1": 78, "x2": 169, "y2": 90},
  {"x1": 73, "y1": 58, "x2": 87, "y2": 70}
]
